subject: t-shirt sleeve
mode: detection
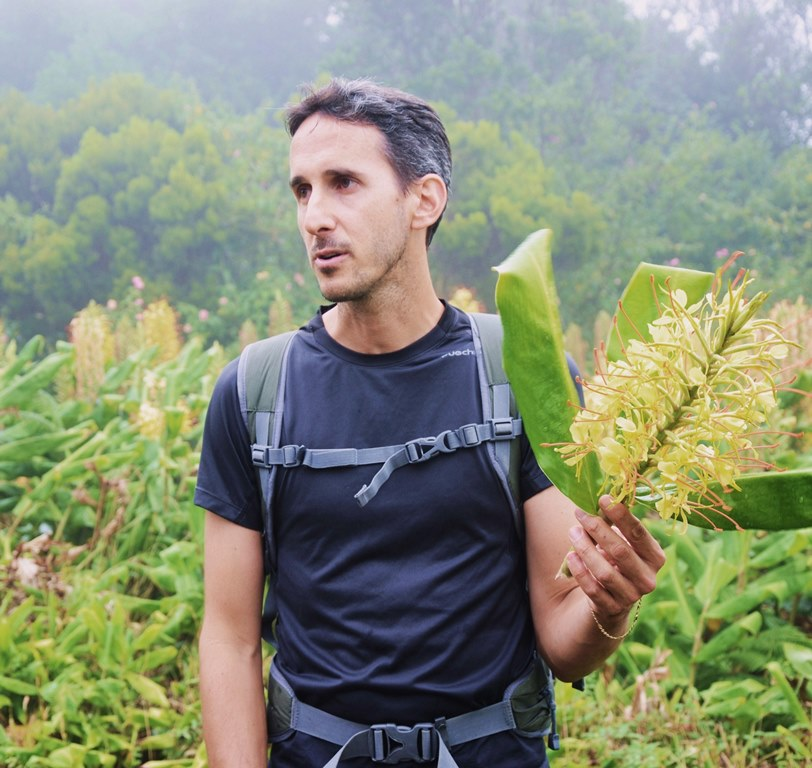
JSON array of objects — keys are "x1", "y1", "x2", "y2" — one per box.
[
  {"x1": 194, "y1": 358, "x2": 263, "y2": 530},
  {"x1": 518, "y1": 435, "x2": 552, "y2": 502}
]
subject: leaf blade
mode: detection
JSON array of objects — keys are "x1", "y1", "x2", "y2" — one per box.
[{"x1": 494, "y1": 229, "x2": 601, "y2": 512}]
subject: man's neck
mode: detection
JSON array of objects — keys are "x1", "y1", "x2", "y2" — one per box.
[{"x1": 322, "y1": 290, "x2": 445, "y2": 354}]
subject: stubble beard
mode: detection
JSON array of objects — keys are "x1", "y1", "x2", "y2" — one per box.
[{"x1": 315, "y1": 230, "x2": 411, "y2": 306}]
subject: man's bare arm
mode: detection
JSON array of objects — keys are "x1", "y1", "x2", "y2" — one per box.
[{"x1": 199, "y1": 511, "x2": 268, "y2": 767}]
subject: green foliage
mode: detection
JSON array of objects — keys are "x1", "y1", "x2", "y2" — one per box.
[
  {"x1": 2, "y1": 291, "x2": 810, "y2": 764},
  {"x1": 0, "y1": 77, "x2": 313, "y2": 342},
  {"x1": 0, "y1": 318, "x2": 220, "y2": 765},
  {"x1": 0, "y1": 4, "x2": 810, "y2": 760},
  {"x1": 433, "y1": 117, "x2": 605, "y2": 304},
  {"x1": 2, "y1": 2, "x2": 811, "y2": 339},
  {"x1": 553, "y1": 523, "x2": 812, "y2": 766}
]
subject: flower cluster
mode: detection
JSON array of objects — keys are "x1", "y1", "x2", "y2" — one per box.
[
  {"x1": 558, "y1": 267, "x2": 791, "y2": 528},
  {"x1": 68, "y1": 301, "x2": 114, "y2": 401},
  {"x1": 142, "y1": 299, "x2": 182, "y2": 363}
]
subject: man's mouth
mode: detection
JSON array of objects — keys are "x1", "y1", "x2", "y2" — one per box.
[{"x1": 312, "y1": 248, "x2": 348, "y2": 264}]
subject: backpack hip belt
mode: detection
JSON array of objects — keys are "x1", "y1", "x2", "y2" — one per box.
[{"x1": 267, "y1": 657, "x2": 559, "y2": 767}]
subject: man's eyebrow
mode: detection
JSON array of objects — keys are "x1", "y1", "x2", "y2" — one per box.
[{"x1": 289, "y1": 169, "x2": 360, "y2": 189}]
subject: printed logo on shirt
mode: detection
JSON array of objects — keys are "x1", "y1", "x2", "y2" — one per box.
[{"x1": 441, "y1": 348, "x2": 475, "y2": 359}]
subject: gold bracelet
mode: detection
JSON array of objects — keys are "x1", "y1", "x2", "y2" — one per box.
[{"x1": 591, "y1": 598, "x2": 642, "y2": 640}]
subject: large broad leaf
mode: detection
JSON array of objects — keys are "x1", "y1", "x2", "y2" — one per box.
[
  {"x1": 494, "y1": 229, "x2": 601, "y2": 512},
  {"x1": 606, "y1": 261, "x2": 715, "y2": 361},
  {"x1": 654, "y1": 470, "x2": 812, "y2": 531}
]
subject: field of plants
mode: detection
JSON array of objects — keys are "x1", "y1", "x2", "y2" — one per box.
[{"x1": 1, "y1": 289, "x2": 810, "y2": 767}]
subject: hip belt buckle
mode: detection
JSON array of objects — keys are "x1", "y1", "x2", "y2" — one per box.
[{"x1": 369, "y1": 723, "x2": 438, "y2": 764}]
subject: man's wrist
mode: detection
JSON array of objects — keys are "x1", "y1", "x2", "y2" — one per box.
[{"x1": 590, "y1": 599, "x2": 641, "y2": 641}]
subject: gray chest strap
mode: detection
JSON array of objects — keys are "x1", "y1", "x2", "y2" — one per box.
[{"x1": 250, "y1": 409, "x2": 522, "y2": 507}]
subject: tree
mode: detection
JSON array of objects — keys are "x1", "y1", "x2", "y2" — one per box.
[
  {"x1": 643, "y1": 0, "x2": 812, "y2": 147},
  {"x1": 431, "y1": 114, "x2": 606, "y2": 316}
]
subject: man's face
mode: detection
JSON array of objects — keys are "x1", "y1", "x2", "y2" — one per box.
[{"x1": 288, "y1": 114, "x2": 418, "y2": 305}]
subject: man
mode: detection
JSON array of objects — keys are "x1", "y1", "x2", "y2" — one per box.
[{"x1": 195, "y1": 78, "x2": 665, "y2": 768}]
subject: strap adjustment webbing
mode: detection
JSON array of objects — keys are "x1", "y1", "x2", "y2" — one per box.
[
  {"x1": 271, "y1": 663, "x2": 517, "y2": 768},
  {"x1": 251, "y1": 416, "x2": 523, "y2": 508}
]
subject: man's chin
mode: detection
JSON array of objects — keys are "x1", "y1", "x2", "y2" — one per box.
[{"x1": 318, "y1": 281, "x2": 365, "y2": 305}]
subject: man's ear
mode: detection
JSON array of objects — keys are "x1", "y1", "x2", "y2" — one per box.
[{"x1": 410, "y1": 174, "x2": 448, "y2": 234}]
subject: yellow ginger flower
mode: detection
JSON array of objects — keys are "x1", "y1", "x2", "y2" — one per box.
[
  {"x1": 239, "y1": 319, "x2": 259, "y2": 350},
  {"x1": 69, "y1": 301, "x2": 114, "y2": 401},
  {"x1": 268, "y1": 291, "x2": 295, "y2": 336},
  {"x1": 558, "y1": 266, "x2": 792, "y2": 529},
  {"x1": 142, "y1": 299, "x2": 182, "y2": 362},
  {"x1": 758, "y1": 297, "x2": 812, "y2": 456},
  {"x1": 136, "y1": 401, "x2": 166, "y2": 441},
  {"x1": 449, "y1": 286, "x2": 486, "y2": 314}
]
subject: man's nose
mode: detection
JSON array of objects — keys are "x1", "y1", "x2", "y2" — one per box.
[{"x1": 301, "y1": 189, "x2": 335, "y2": 235}]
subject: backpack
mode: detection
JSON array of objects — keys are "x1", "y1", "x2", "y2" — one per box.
[{"x1": 237, "y1": 312, "x2": 563, "y2": 766}]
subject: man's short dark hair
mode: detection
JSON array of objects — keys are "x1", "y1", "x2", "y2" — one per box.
[{"x1": 286, "y1": 78, "x2": 452, "y2": 246}]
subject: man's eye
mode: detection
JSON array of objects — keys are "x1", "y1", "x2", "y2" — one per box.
[
  {"x1": 337, "y1": 177, "x2": 355, "y2": 189},
  {"x1": 295, "y1": 185, "x2": 310, "y2": 200}
]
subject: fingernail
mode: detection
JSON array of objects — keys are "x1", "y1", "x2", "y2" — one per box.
[
  {"x1": 599, "y1": 495, "x2": 613, "y2": 512},
  {"x1": 569, "y1": 526, "x2": 584, "y2": 543},
  {"x1": 574, "y1": 508, "x2": 588, "y2": 522}
]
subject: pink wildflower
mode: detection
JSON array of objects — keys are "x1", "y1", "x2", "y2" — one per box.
[{"x1": 132, "y1": 275, "x2": 145, "y2": 291}]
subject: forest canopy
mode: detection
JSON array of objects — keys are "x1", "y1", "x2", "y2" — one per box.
[{"x1": 0, "y1": 0, "x2": 809, "y2": 342}]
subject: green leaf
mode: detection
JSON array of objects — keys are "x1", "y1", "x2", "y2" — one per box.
[
  {"x1": 136, "y1": 646, "x2": 178, "y2": 672},
  {"x1": 783, "y1": 642, "x2": 812, "y2": 681},
  {"x1": 0, "y1": 351, "x2": 72, "y2": 410},
  {"x1": 125, "y1": 673, "x2": 170, "y2": 708},
  {"x1": 605, "y1": 262, "x2": 714, "y2": 360},
  {"x1": 707, "y1": 566, "x2": 811, "y2": 620},
  {"x1": 776, "y1": 725, "x2": 812, "y2": 759},
  {"x1": 694, "y1": 611, "x2": 762, "y2": 662},
  {"x1": 701, "y1": 678, "x2": 767, "y2": 724},
  {"x1": 494, "y1": 229, "x2": 601, "y2": 512},
  {"x1": 138, "y1": 732, "x2": 177, "y2": 750},
  {"x1": 0, "y1": 675, "x2": 39, "y2": 696},
  {"x1": 681, "y1": 470, "x2": 812, "y2": 530},
  {"x1": 767, "y1": 661, "x2": 811, "y2": 726},
  {"x1": 0, "y1": 336, "x2": 46, "y2": 384}
]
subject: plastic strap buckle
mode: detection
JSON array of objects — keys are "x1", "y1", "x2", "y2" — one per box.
[
  {"x1": 404, "y1": 431, "x2": 455, "y2": 464},
  {"x1": 459, "y1": 423, "x2": 482, "y2": 447},
  {"x1": 490, "y1": 417, "x2": 516, "y2": 440},
  {"x1": 369, "y1": 723, "x2": 438, "y2": 764},
  {"x1": 280, "y1": 444, "x2": 305, "y2": 467},
  {"x1": 251, "y1": 446, "x2": 269, "y2": 467}
]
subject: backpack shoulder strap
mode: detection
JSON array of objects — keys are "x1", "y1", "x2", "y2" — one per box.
[
  {"x1": 467, "y1": 312, "x2": 522, "y2": 535},
  {"x1": 237, "y1": 330, "x2": 298, "y2": 575},
  {"x1": 244, "y1": 316, "x2": 524, "y2": 518},
  {"x1": 238, "y1": 331, "x2": 298, "y2": 436}
]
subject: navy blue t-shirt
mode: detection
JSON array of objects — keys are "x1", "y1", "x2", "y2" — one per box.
[{"x1": 195, "y1": 303, "x2": 553, "y2": 767}]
